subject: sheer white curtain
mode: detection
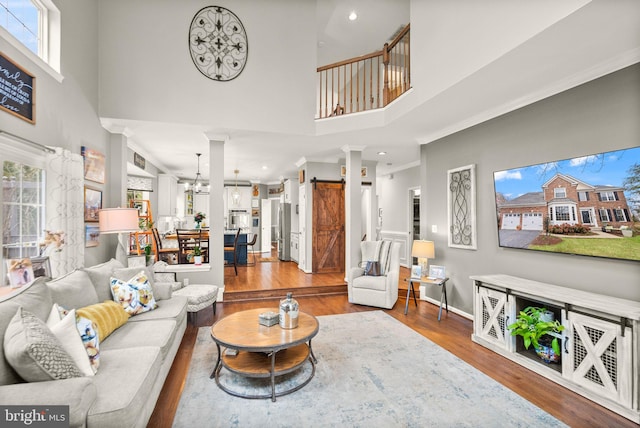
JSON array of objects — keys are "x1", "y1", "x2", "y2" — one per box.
[{"x1": 45, "y1": 147, "x2": 84, "y2": 277}]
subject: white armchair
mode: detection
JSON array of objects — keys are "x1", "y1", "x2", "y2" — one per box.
[{"x1": 348, "y1": 240, "x2": 400, "y2": 309}]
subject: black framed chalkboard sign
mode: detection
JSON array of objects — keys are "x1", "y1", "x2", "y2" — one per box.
[{"x1": 0, "y1": 51, "x2": 35, "y2": 124}]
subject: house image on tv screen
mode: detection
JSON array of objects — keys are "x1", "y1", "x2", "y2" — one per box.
[{"x1": 497, "y1": 173, "x2": 632, "y2": 231}]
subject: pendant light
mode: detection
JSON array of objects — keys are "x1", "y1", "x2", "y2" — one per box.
[
  {"x1": 193, "y1": 153, "x2": 203, "y2": 193},
  {"x1": 232, "y1": 169, "x2": 241, "y2": 205}
]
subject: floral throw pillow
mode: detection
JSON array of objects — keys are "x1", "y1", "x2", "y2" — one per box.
[
  {"x1": 52, "y1": 303, "x2": 100, "y2": 373},
  {"x1": 110, "y1": 270, "x2": 157, "y2": 316}
]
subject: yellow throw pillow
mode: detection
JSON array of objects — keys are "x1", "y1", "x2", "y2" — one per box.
[{"x1": 77, "y1": 301, "x2": 129, "y2": 341}]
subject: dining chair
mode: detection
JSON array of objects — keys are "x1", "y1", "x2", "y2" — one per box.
[
  {"x1": 224, "y1": 229, "x2": 241, "y2": 275},
  {"x1": 199, "y1": 228, "x2": 210, "y2": 263},
  {"x1": 176, "y1": 229, "x2": 202, "y2": 264},
  {"x1": 238, "y1": 233, "x2": 258, "y2": 266},
  {"x1": 151, "y1": 228, "x2": 179, "y2": 264}
]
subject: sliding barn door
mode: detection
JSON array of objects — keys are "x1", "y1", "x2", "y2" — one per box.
[{"x1": 312, "y1": 181, "x2": 345, "y2": 273}]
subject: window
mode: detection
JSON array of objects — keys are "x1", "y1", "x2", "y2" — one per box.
[
  {"x1": 614, "y1": 209, "x2": 627, "y2": 222},
  {"x1": 555, "y1": 206, "x2": 570, "y2": 221},
  {"x1": 554, "y1": 187, "x2": 566, "y2": 198},
  {"x1": 0, "y1": 0, "x2": 60, "y2": 71},
  {"x1": 0, "y1": 0, "x2": 41, "y2": 55},
  {"x1": 599, "y1": 208, "x2": 610, "y2": 222},
  {"x1": 600, "y1": 191, "x2": 616, "y2": 202},
  {"x1": 578, "y1": 191, "x2": 589, "y2": 202},
  {"x1": 2, "y1": 160, "x2": 45, "y2": 263}
]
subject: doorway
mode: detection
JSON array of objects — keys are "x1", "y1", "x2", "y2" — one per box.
[
  {"x1": 260, "y1": 199, "x2": 271, "y2": 254},
  {"x1": 408, "y1": 187, "x2": 420, "y2": 264}
]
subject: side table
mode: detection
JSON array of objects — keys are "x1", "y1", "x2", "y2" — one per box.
[{"x1": 404, "y1": 276, "x2": 449, "y2": 321}]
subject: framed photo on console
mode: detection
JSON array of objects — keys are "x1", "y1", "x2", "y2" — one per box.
[
  {"x1": 428, "y1": 265, "x2": 446, "y2": 280},
  {"x1": 30, "y1": 256, "x2": 51, "y2": 279},
  {"x1": 6, "y1": 258, "x2": 34, "y2": 288},
  {"x1": 410, "y1": 265, "x2": 422, "y2": 279}
]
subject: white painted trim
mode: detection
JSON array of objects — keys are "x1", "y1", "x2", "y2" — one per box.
[
  {"x1": 380, "y1": 230, "x2": 409, "y2": 267},
  {"x1": 0, "y1": 23, "x2": 62, "y2": 82},
  {"x1": 164, "y1": 264, "x2": 211, "y2": 273}
]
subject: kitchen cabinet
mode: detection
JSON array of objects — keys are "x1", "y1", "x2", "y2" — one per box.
[
  {"x1": 284, "y1": 180, "x2": 292, "y2": 203},
  {"x1": 471, "y1": 274, "x2": 640, "y2": 424},
  {"x1": 157, "y1": 174, "x2": 178, "y2": 217},
  {"x1": 193, "y1": 193, "x2": 209, "y2": 222},
  {"x1": 290, "y1": 232, "x2": 299, "y2": 263},
  {"x1": 226, "y1": 186, "x2": 252, "y2": 212}
]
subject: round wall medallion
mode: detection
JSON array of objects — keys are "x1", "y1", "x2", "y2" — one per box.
[{"x1": 188, "y1": 6, "x2": 248, "y2": 81}]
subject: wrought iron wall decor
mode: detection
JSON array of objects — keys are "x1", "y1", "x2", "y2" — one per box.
[
  {"x1": 188, "y1": 6, "x2": 248, "y2": 81},
  {"x1": 447, "y1": 164, "x2": 477, "y2": 250}
]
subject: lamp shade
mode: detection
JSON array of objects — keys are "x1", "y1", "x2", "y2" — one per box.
[
  {"x1": 411, "y1": 240, "x2": 435, "y2": 259},
  {"x1": 98, "y1": 208, "x2": 139, "y2": 234}
]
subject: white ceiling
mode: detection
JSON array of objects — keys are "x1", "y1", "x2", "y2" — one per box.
[{"x1": 110, "y1": 0, "x2": 640, "y2": 185}]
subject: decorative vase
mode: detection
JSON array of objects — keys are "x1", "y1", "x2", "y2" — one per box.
[
  {"x1": 535, "y1": 337, "x2": 561, "y2": 363},
  {"x1": 193, "y1": 255, "x2": 202, "y2": 266},
  {"x1": 195, "y1": 222, "x2": 201, "y2": 229},
  {"x1": 279, "y1": 292, "x2": 299, "y2": 329}
]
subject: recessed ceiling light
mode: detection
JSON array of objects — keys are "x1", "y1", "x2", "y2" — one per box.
[
  {"x1": 377, "y1": 151, "x2": 387, "y2": 155},
  {"x1": 262, "y1": 165, "x2": 268, "y2": 170},
  {"x1": 348, "y1": 11, "x2": 357, "y2": 21}
]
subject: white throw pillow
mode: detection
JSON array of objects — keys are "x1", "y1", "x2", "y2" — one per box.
[{"x1": 46, "y1": 306, "x2": 94, "y2": 377}]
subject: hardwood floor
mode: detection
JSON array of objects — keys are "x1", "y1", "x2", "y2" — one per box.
[{"x1": 148, "y1": 254, "x2": 637, "y2": 428}]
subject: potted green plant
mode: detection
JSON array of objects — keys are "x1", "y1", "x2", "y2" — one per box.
[
  {"x1": 508, "y1": 306, "x2": 565, "y2": 363},
  {"x1": 192, "y1": 246, "x2": 202, "y2": 265},
  {"x1": 144, "y1": 244, "x2": 153, "y2": 265}
]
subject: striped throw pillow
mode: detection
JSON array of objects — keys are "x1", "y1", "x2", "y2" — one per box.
[{"x1": 77, "y1": 301, "x2": 129, "y2": 341}]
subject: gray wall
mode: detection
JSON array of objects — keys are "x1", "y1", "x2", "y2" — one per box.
[
  {"x1": 378, "y1": 166, "x2": 420, "y2": 237},
  {"x1": 421, "y1": 64, "x2": 640, "y2": 315},
  {"x1": 1, "y1": 0, "x2": 112, "y2": 268}
]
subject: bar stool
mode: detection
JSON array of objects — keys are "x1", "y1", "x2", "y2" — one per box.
[
  {"x1": 238, "y1": 233, "x2": 258, "y2": 266},
  {"x1": 224, "y1": 229, "x2": 240, "y2": 275}
]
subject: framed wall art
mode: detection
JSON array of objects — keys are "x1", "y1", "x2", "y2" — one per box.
[
  {"x1": 81, "y1": 146, "x2": 106, "y2": 183},
  {"x1": 84, "y1": 187, "x2": 102, "y2": 222},
  {"x1": 85, "y1": 224, "x2": 100, "y2": 248},
  {"x1": 447, "y1": 164, "x2": 477, "y2": 250},
  {"x1": 0, "y1": 52, "x2": 35, "y2": 124}
]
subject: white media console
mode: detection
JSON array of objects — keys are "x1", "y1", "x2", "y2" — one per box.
[{"x1": 470, "y1": 274, "x2": 640, "y2": 423}]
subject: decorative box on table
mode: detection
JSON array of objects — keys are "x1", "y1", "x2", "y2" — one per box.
[{"x1": 258, "y1": 311, "x2": 279, "y2": 327}]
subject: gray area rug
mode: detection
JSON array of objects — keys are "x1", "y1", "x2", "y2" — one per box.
[{"x1": 173, "y1": 311, "x2": 566, "y2": 427}]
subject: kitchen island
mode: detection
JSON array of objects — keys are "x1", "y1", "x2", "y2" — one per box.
[{"x1": 225, "y1": 230, "x2": 247, "y2": 265}]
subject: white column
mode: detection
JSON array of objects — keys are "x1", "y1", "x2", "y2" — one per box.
[
  {"x1": 106, "y1": 129, "x2": 131, "y2": 208},
  {"x1": 343, "y1": 145, "x2": 364, "y2": 278},
  {"x1": 206, "y1": 133, "x2": 227, "y2": 288}
]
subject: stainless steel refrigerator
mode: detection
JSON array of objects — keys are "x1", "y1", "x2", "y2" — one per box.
[{"x1": 278, "y1": 203, "x2": 291, "y2": 261}]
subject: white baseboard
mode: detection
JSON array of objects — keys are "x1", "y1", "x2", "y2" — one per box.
[{"x1": 418, "y1": 290, "x2": 472, "y2": 320}]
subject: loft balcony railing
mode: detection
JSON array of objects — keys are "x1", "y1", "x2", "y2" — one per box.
[{"x1": 316, "y1": 24, "x2": 410, "y2": 119}]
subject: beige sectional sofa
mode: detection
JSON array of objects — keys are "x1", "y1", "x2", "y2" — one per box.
[{"x1": 0, "y1": 259, "x2": 188, "y2": 428}]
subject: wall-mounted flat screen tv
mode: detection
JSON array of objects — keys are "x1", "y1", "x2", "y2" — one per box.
[{"x1": 493, "y1": 146, "x2": 639, "y2": 262}]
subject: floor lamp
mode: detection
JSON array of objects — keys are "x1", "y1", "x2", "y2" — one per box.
[
  {"x1": 99, "y1": 208, "x2": 139, "y2": 266},
  {"x1": 411, "y1": 240, "x2": 435, "y2": 277}
]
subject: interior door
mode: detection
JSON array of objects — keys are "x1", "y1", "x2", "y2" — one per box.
[
  {"x1": 312, "y1": 181, "x2": 345, "y2": 273},
  {"x1": 261, "y1": 199, "x2": 271, "y2": 254}
]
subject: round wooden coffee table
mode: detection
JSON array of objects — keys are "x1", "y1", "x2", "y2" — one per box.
[{"x1": 209, "y1": 307, "x2": 319, "y2": 401}]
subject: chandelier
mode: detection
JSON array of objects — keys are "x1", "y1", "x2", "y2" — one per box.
[
  {"x1": 193, "y1": 153, "x2": 203, "y2": 193},
  {"x1": 232, "y1": 169, "x2": 240, "y2": 205}
]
